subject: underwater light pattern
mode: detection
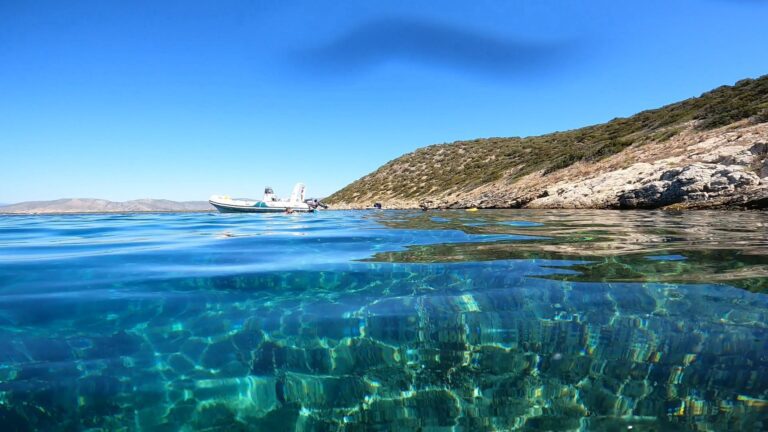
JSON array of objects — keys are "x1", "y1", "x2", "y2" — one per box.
[{"x1": 0, "y1": 210, "x2": 767, "y2": 431}]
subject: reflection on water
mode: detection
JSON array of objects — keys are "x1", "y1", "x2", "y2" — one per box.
[
  {"x1": 373, "y1": 210, "x2": 768, "y2": 293},
  {"x1": 0, "y1": 210, "x2": 767, "y2": 431}
]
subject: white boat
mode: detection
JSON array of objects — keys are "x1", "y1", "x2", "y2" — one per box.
[{"x1": 209, "y1": 183, "x2": 323, "y2": 213}]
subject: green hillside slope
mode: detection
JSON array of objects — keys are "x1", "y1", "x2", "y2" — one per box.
[{"x1": 328, "y1": 76, "x2": 768, "y2": 205}]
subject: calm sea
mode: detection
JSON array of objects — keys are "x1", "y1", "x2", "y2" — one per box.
[{"x1": 0, "y1": 210, "x2": 766, "y2": 431}]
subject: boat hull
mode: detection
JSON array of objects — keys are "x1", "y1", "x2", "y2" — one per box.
[{"x1": 209, "y1": 200, "x2": 313, "y2": 213}]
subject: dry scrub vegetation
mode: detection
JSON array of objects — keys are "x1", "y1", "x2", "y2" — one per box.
[{"x1": 328, "y1": 76, "x2": 768, "y2": 207}]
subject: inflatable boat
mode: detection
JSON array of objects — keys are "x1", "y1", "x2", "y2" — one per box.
[{"x1": 209, "y1": 183, "x2": 323, "y2": 213}]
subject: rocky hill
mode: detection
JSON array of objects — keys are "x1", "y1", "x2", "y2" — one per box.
[
  {"x1": 327, "y1": 75, "x2": 768, "y2": 209},
  {"x1": 0, "y1": 199, "x2": 214, "y2": 214}
]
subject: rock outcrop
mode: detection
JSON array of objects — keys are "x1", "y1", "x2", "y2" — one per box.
[
  {"x1": 617, "y1": 164, "x2": 760, "y2": 208},
  {"x1": 523, "y1": 124, "x2": 768, "y2": 210}
]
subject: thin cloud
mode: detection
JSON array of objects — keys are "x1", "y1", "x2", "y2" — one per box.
[{"x1": 294, "y1": 17, "x2": 577, "y2": 78}]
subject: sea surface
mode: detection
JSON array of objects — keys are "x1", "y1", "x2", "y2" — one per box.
[{"x1": 0, "y1": 210, "x2": 767, "y2": 431}]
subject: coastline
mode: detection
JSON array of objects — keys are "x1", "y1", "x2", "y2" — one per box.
[
  {"x1": 0, "y1": 209, "x2": 215, "y2": 216},
  {"x1": 328, "y1": 202, "x2": 768, "y2": 211},
  {"x1": 328, "y1": 121, "x2": 768, "y2": 211},
  {"x1": 2, "y1": 201, "x2": 767, "y2": 215}
]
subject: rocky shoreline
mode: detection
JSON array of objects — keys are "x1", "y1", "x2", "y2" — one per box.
[{"x1": 331, "y1": 122, "x2": 768, "y2": 211}]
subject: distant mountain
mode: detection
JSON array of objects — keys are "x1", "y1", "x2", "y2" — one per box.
[
  {"x1": 328, "y1": 75, "x2": 768, "y2": 209},
  {"x1": 0, "y1": 198, "x2": 214, "y2": 214}
]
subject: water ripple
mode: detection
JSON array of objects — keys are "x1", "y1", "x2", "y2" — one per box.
[{"x1": 0, "y1": 210, "x2": 767, "y2": 431}]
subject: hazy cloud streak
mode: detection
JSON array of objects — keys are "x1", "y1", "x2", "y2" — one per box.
[{"x1": 294, "y1": 17, "x2": 578, "y2": 78}]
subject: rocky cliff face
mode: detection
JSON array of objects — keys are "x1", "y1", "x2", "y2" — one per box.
[
  {"x1": 327, "y1": 76, "x2": 768, "y2": 210},
  {"x1": 523, "y1": 123, "x2": 768, "y2": 210}
]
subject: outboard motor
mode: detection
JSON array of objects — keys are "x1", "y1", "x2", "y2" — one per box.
[{"x1": 305, "y1": 198, "x2": 329, "y2": 210}]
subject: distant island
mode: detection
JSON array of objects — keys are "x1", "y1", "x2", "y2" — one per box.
[
  {"x1": 327, "y1": 75, "x2": 768, "y2": 210},
  {"x1": 0, "y1": 199, "x2": 214, "y2": 214}
]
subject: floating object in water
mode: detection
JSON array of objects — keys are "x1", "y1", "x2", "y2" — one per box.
[
  {"x1": 209, "y1": 183, "x2": 326, "y2": 213},
  {"x1": 466, "y1": 208, "x2": 479, "y2": 212}
]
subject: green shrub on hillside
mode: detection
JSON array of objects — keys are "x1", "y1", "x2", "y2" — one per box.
[{"x1": 328, "y1": 75, "x2": 768, "y2": 203}]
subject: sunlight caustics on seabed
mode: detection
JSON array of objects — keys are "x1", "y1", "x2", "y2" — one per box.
[{"x1": 0, "y1": 210, "x2": 766, "y2": 431}]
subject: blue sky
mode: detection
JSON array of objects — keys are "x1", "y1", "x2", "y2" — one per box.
[{"x1": 1, "y1": 0, "x2": 767, "y2": 203}]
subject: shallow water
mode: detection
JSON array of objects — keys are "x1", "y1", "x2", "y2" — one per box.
[{"x1": 0, "y1": 210, "x2": 767, "y2": 431}]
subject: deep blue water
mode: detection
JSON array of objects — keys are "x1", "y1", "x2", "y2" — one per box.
[{"x1": 0, "y1": 210, "x2": 767, "y2": 431}]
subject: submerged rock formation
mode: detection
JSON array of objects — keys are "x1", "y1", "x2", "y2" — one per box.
[
  {"x1": 1, "y1": 210, "x2": 767, "y2": 430},
  {"x1": 327, "y1": 75, "x2": 768, "y2": 210},
  {"x1": 2, "y1": 265, "x2": 766, "y2": 430}
]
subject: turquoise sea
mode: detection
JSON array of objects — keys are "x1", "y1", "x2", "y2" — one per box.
[{"x1": 0, "y1": 210, "x2": 767, "y2": 431}]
